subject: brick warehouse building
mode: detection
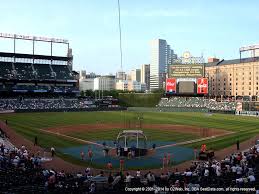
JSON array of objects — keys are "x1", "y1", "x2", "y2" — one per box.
[{"x1": 205, "y1": 57, "x2": 259, "y2": 99}]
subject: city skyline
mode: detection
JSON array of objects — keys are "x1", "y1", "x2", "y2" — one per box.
[{"x1": 0, "y1": 0, "x2": 258, "y2": 74}]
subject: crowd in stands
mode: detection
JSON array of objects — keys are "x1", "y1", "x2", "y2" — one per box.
[
  {"x1": 158, "y1": 97, "x2": 237, "y2": 111},
  {"x1": 0, "y1": 127, "x2": 259, "y2": 193},
  {"x1": 9, "y1": 85, "x2": 78, "y2": 93},
  {"x1": 0, "y1": 98, "x2": 95, "y2": 111},
  {"x1": 0, "y1": 136, "x2": 88, "y2": 193}
]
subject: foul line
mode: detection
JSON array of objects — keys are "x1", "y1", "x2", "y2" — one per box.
[
  {"x1": 155, "y1": 131, "x2": 235, "y2": 150},
  {"x1": 38, "y1": 128, "x2": 113, "y2": 149}
]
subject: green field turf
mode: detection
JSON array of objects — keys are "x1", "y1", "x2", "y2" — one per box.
[
  {"x1": 66, "y1": 128, "x2": 196, "y2": 142},
  {"x1": 0, "y1": 111, "x2": 259, "y2": 166}
]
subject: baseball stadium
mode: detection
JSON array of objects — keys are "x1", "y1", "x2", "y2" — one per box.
[{"x1": 0, "y1": 33, "x2": 259, "y2": 194}]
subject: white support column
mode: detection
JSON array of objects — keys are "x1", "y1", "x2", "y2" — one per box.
[{"x1": 124, "y1": 136, "x2": 127, "y2": 148}]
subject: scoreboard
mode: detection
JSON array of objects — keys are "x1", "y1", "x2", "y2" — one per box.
[
  {"x1": 169, "y1": 64, "x2": 204, "y2": 78},
  {"x1": 166, "y1": 64, "x2": 207, "y2": 95}
]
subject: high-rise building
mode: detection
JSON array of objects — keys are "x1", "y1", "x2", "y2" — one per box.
[
  {"x1": 126, "y1": 80, "x2": 146, "y2": 92},
  {"x1": 165, "y1": 45, "x2": 171, "y2": 73},
  {"x1": 116, "y1": 80, "x2": 128, "y2": 91},
  {"x1": 79, "y1": 70, "x2": 86, "y2": 79},
  {"x1": 171, "y1": 50, "x2": 178, "y2": 64},
  {"x1": 116, "y1": 70, "x2": 127, "y2": 82},
  {"x1": 79, "y1": 72, "x2": 100, "y2": 91},
  {"x1": 141, "y1": 64, "x2": 150, "y2": 90},
  {"x1": 136, "y1": 69, "x2": 141, "y2": 82},
  {"x1": 93, "y1": 75, "x2": 115, "y2": 91},
  {"x1": 150, "y1": 39, "x2": 172, "y2": 91},
  {"x1": 130, "y1": 69, "x2": 141, "y2": 82}
]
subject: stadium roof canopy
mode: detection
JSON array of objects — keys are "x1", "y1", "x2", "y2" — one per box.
[
  {"x1": 206, "y1": 57, "x2": 259, "y2": 67},
  {"x1": 0, "y1": 52, "x2": 71, "y2": 61}
]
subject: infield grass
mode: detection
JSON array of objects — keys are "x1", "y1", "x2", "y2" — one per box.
[{"x1": 0, "y1": 111, "x2": 259, "y2": 166}]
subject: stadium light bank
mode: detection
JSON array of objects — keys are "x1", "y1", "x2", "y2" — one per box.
[{"x1": 0, "y1": 32, "x2": 68, "y2": 44}]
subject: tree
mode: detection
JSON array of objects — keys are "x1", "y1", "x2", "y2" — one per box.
[{"x1": 80, "y1": 91, "x2": 85, "y2": 97}]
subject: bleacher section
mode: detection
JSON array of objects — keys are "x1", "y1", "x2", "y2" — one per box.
[
  {"x1": 0, "y1": 62, "x2": 14, "y2": 79},
  {"x1": 158, "y1": 97, "x2": 237, "y2": 111}
]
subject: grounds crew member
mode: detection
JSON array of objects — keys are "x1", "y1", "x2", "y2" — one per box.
[
  {"x1": 34, "y1": 136, "x2": 38, "y2": 146},
  {"x1": 51, "y1": 147, "x2": 55, "y2": 157}
]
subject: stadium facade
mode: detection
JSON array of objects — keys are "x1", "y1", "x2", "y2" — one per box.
[{"x1": 0, "y1": 33, "x2": 79, "y2": 97}]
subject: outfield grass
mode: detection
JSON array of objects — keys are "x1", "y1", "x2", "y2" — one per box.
[{"x1": 1, "y1": 111, "x2": 259, "y2": 165}]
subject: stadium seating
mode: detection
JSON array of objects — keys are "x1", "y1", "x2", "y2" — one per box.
[
  {"x1": 0, "y1": 62, "x2": 14, "y2": 79},
  {"x1": 0, "y1": 98, "x2": 94, "y2": 111},
  {"x1": 158, "y1": 97, "x2": 237, "y2": 111},
  {"x1": 33, "y1": 64, "x2": 54, "y2": 80},
  {"x1": 14, "y1": 63, "x2": 35, "y2": 80},
  {"x1": 0, "y1": 62, "x2": 76, "y2": 81},
  {"x1": 0, "y1": 135, "x2": 259, "y2": 193},
  {"x1": 52, "y1": 65, "x2": 73, "y2": 80},
  {"x1": 12, "y1": 85, "x2": 50, "y2": 92}
]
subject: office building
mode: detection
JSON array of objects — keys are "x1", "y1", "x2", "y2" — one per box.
[
  {"x1": 141, "y1": 64, "x2": 150, "y2": 90},
  {"x1": 150, "y1": 39, "x2": 170, "y2": 91},
  {"x1": 93, "y1": 75, "x2": 115, "y2": 91},
  {"x1": 116, "y1": 80, "x2": 128, "y2": 91},
  {"x1": 130, "y1": 69, "x2": 141, "y2": 82},
  {"x1": 150, "y1": 39, "x2": 167, "y2": 91},
  {"x1": 79, "y1": 72, "x2": 100, "y2": 91}
]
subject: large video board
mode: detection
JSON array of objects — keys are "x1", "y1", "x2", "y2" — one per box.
[{"x1": 169, "y1": 64, "x2": 204, "y2": 78}]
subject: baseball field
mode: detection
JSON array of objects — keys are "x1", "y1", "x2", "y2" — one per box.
[{"x1": 0, "y1": 111, "x2": 258, "y2": 169}]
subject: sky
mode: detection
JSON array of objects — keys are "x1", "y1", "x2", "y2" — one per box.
[{"x1": 0, "y1": 0, "x2": 259, "y2": 74}]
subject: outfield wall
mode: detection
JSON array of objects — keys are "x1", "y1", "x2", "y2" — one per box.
[
  {"x1": 14, "y1": 107, "x2": 127, "y2": 113},
  {"x1": 118, "y1": 93, "x2": 162, "y2": 107},
  {"x1": 128, "y1": 107, "x2": 209, "y2": 112},
  {"x1": 128, "y1": 107, "x2": 236, "y2": 114}
]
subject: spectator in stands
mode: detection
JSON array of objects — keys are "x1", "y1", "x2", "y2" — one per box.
[
  {"x1": 136, "y1": 169, "x2": 141, "y2": 178},
  {"x1": 89, "y1": 181, "x2": 95, "y2": 193},
  {"x1": 125, "y1": 172, "x2": 134, "y2": 187},
  {"x1": 108, "y1": 172, "x2": 114, "y2": 187},
  {"x1": 147, "y1": 171, "x2": 155, "y2": 186},
  {"x1": 85, "y1": 167, "x2": 91, "y2": 177}
]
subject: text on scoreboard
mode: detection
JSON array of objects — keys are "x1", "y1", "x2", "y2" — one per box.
[{"x1": 169, "y1": 64, "x2": 204, "y2": 78}]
